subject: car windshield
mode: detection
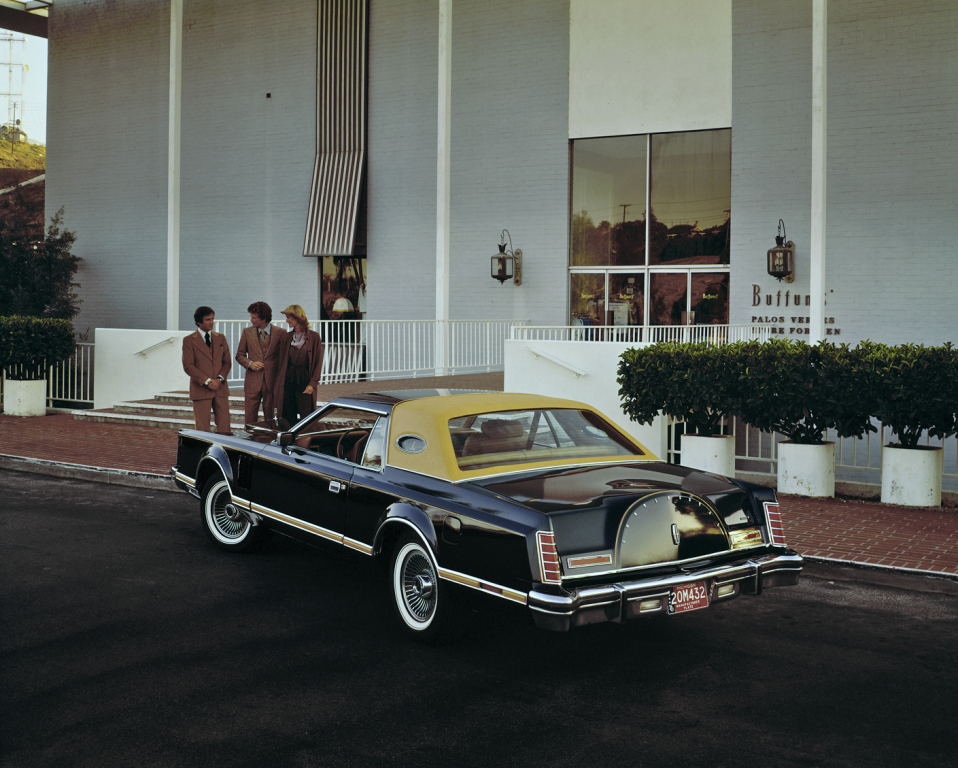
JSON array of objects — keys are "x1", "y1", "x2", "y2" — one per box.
[{"x1": 449, "y1": 408, "x2": 644, "y2": 471}]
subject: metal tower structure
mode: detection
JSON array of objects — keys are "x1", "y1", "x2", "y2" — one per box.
[{"x1": 0, "y1": 33, "x2": 26, "y2": 140}]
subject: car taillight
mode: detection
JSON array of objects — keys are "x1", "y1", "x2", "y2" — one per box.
[
  {"x1": 763, "y1": 501, "x2": 787, "y2": 546},
  {"x1": 536, "y1": 531, "x2": 562, "y2": 584}
]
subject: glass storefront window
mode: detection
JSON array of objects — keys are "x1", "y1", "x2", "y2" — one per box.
[
  {"x1": 690, "y1": 273, "x2": 729, "y2": 325},
  {"x1": 571, "y1": 135, "x2": 648, "y2": 267},
  {"x1": 649, "y1": 129, "x2": 731, "y2": 265},
  {"x1": 570, "y1": 129, "x2": 731, "y2": 328},
  {"x1": 321, "y1": 257, "x2": 367, "y2": 320},
  {"x1": 608, "y1": 273, "x2": 644, "y2": 326},
  {"x1": 570, "y1": 273, "x2": 605, "y2": 325},
  {"x1": 649, "y1": 273, "x2": 688, "y2": 326}
]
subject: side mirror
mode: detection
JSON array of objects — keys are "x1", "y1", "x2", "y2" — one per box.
[{"x1": 279, "y1": 432, "x2": 293, "y2": 447}]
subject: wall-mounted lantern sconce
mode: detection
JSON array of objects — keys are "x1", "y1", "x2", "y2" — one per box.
[
  {"x1": 767, "y1": 219, "x2": 795, "y2": 282},
  {"x1": 491, "y1": 229, "x2": 522, "y2": 286}
]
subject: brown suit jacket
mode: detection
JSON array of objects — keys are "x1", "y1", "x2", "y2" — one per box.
[
  {"x1": 182, "y1": 330, "x2": 232, "y2": 401},
  {"x1": 235, "y1": 325, "x2": 283, "y2": 396},
  {"x1": 273, "y1": 328, "x2": 324, "y2": 410}
]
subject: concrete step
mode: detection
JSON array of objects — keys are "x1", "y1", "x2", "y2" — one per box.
[
  {"x1": 113, "y1": 401, "x2": 246, "y2": 420},
  {"x1": 72, "y1": 409, "x2": 247, "y2": 430},
  {"x1": 153, "y1": 391, "x2": 245, "y2": 405},
  {"x1": 72, "y1": 391, "x2": 328, "y2": 431}
]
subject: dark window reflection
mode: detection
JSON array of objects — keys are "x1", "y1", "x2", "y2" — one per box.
[
  {"x1": 608, "y1": 273, "x2": 645, "y2": 326},
  {"x1": 571, "y1": 136, "x2": 647, "y2": 267},
  {"x1": 649, "y1": 273, "x2": 688, "y2": 326},
  {"x1": 691, "y1": 273, "x2": 729, "y2": 325},
  {"x1": 649, "y1": 130, "x2": 731, "y2": 265}
]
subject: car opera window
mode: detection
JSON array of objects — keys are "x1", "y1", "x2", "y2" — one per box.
[
  {"x1": 570, "y1": 129, "x2": 730, "y2": 328},
  {"x1": 451, "y1": 409, "x2": 644, "y2": 472}
]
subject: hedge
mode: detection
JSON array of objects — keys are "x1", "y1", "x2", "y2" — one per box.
[
  {"x1": 0, "y1": 315, "x2": 76, "y2": 380},
  {"x1": 856, "y1": 341, "x2": 958, "y2": 448},
  {"x1": 618, "y1": 342, "x2": 743, "y2": 435},
  {"x1": 619, "y1": 339, "x2": 957, "y2": 447}
]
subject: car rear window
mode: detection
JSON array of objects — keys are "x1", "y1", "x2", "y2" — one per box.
[{"x1": 449, "y1": 408, "x2": 644, "y2": 471}]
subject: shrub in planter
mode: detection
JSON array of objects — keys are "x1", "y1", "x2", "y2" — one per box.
[
  {"x1": 0, "y1": 315, "x2": 76, "y2": 381},
  {"x1": 735, "y1": 339, "x2": 877, "y2": 444},
  {"x1": 858, "y1": 340, "x2": 958, "y2": 448},
  {"x1": 618, "y1": 342, "x2": 742, "y2": 435}
]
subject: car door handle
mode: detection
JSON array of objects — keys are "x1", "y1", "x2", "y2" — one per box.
[
  {"x1": 294, "y1": 457, "x2": 310, "y2": 465},
  {"x1": 329, "y1": 480, "x2": 345, "y2": 494}
]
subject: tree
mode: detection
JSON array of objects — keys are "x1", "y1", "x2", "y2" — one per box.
[{"x1": 0, "y1": 185, "x2": 81, "y2": 320}]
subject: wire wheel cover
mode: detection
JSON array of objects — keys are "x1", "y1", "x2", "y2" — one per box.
[
  {"x1": 400, "y1": 548, "x2": 437, "y2": 623},
  {"x1": 210, "y1": 487, "x2": 248, "y2": 540}
]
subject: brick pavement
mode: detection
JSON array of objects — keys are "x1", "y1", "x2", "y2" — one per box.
[{"x1": 1, "y1": 371, "x2": 957, "y2": 580}]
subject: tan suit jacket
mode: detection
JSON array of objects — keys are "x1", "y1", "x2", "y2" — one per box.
[
  {"x1": 182, "y1": 330, "x2": 232, "y2": 401},
  {"x1": 235, "y1": 324, "x2": 283, "y2": 396}
]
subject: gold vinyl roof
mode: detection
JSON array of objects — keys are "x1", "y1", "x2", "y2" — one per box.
[{"x1": 385, "y1": 392, "x2": 656, "y2": 483}]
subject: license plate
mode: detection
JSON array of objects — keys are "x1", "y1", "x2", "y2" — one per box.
[{"x1": 668, "y1": 581, "x2": 710, "y2": 614}]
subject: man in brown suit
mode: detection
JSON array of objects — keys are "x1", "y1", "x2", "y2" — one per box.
[
  {"x1": 182, "y1": 306, "x2": 233, "y2": 434},
  {"x1": 235, "y1": 301, "x2": 283, "y2": 425}
]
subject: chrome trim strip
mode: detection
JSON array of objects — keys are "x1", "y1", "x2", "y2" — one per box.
[
  {"x1": 230, "y1": 494, "x2": 252, "y2": 510},
  {"x1": 625, "y1": 590, "x2": 671, "y2": 602},
  {"x1": 248, "y1": 501, "x2": 344, "y2": 544},
  {"x1": 528, "y1": 552, "x2": 803, "y2": 617},
  {"x1": 344, "y1": 537, "x2": 373, "y2": 555},
  {"x1": 437, "y1": 567, "x2": 528, "y2": 605},
  {"x1": 450, "y1": 458, "x2": 656, "y2": 485},
  {"x1": 174, "y1": 470, "x2": 196, "y2": 487},
  {"x1": 561, "y1": 547, "x2": 764, "y2": 582}
]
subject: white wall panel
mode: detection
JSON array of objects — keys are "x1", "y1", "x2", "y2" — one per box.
[{"x1": 569, "y1": 0, "x2": 732, "y2": 139}]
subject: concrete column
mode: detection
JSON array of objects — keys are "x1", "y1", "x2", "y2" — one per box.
[
  {"x1": 809, "y1": 0, "x2": 827, "y2": 343},
  {"x1": 435, "y1": 0, "x2": 451, "y2": 371},
  {"x1": 166, "y1": 0, "x2": 182, "y2": 331}
]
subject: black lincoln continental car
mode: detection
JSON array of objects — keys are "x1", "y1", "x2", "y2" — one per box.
[{"x1": 171, "y1": 390, "x2": 803, "y2": 642}]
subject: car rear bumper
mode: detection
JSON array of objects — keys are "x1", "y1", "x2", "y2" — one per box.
[{"x1": 527, "y1": 550, "x2": 803, "y2": 632}]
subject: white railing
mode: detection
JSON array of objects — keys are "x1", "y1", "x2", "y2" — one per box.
[
  {"x1": 214, "y1": 319, "x2": 529, "y2": 386},
  {"x1": 48, "y1": 342, "x2": 95, "y2": 405},
  {"x1": 512, "y1": 324, "x2": 774, "y2": 344},
  {"x1": 0, "y1": 342, "x2": 95, "y2": 409}
]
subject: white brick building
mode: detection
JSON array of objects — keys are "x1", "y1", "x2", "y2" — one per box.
[{"x1": 18, "y1": 0, "x2": 958, "y2": 345}]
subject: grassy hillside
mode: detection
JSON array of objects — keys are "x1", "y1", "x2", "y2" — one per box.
[{"x1": 0, "y1": 141, "x2": 45, "y2": 188}]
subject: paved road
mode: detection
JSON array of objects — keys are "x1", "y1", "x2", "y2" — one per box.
[{"x1": 2, "y1": 472, "x2": 957, "y2": 768}]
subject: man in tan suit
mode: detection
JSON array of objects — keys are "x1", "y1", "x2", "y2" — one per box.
[
  {"x1": 235, "y1": 301, "x2": 283, "y2": 425},
  {"x1": 182, "y1": 305, "x2": 233, "y2": 434}
]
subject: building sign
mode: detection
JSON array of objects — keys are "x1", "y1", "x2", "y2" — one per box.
[{"x1": 750, "y1": 285, "x2": 841, "y2": 336}]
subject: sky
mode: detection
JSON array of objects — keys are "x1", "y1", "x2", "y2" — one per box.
[{"x1": 3, "y1": 32, "x2": 47, "y2": 143}]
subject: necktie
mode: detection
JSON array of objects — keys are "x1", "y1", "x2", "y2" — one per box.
[
  {"x1": 259, "y1": 329, "x2": 266, "y2": 343},
  {"x1": 205, "y1": 332, "x2": 211, "y2": 348}
]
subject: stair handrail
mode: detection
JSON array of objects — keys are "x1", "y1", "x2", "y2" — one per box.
[
  {"x1": 134, "y1": 336, "x2": 179, "y2": 357},
  {"x1": 524, "y1": 344, "x2": 588, "y2": 379}
]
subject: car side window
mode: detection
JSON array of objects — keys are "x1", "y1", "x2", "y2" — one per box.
[{"x1": 292, "y1": 407, "x2": 380, "y2": 461}]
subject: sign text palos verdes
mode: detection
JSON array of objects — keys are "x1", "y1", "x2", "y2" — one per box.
[{"x1": 751, "y1": 285, "x2": 840, "y2": 336}]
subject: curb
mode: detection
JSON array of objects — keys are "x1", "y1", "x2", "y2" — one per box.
[
  {"x1": 0, "y1": 454, "x2": 176, "y2": 492},
  {"x1": 801, "y1": 560, "x2": 958, "y2": 594}
]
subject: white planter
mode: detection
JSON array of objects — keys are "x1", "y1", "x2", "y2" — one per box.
[
  {"x1": 2, "y1": 378, "x2": 47, "y2": 417},
  {"x1": 777, "y1": 441, "x2": 835, "y2": 497},
  {"x1": 681, "y1": 434, "x2": 735, "y2": 476},
  {"x1": 881, "y1": 445, "x2": 943, "y2": 507}
]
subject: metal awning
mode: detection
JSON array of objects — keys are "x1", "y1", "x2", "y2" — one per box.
[
  {"x1": 303, "y1": 0, "x2": 367, "y2": 257},
  {"x1": 0, "y1": 1, "x2": 50, "y2": 38}
]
